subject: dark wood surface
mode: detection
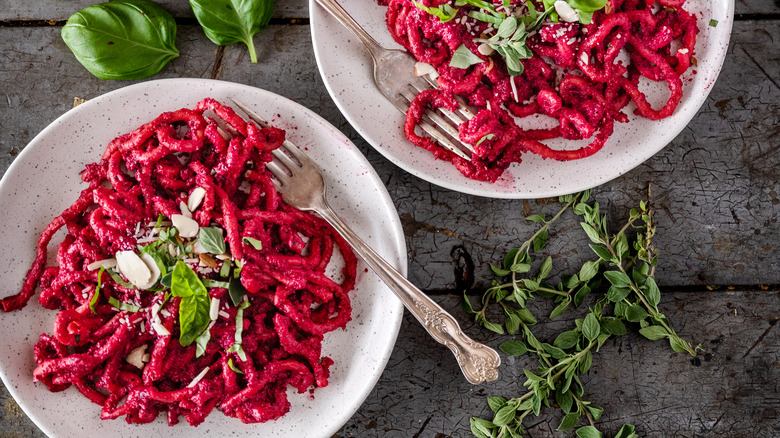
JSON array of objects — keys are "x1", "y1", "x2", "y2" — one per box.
[{"x1": 0, "y1": 1, "x2": 778, "y2": 437}]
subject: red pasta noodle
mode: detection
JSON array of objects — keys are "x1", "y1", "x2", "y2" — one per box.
[
  {"x1": 379, "y1": 0, "x2": 699, "y2": 182},
  {"x1": 1, "y1": 98, "x2": 358, "y2": 426}
]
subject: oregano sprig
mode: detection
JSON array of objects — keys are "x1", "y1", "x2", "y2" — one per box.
[{"x1": 465, "y1": 189, "x2": 699, "y2": 437}]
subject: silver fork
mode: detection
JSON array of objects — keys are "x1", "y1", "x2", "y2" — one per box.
[
  {"x1": 314, "y1": 0, "x2": 475, "y2": 161},
  {"x1": 231, "y1": 99, "x2": 500, "y2": 384}
]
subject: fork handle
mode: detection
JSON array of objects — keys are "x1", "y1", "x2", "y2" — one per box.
[
  {"x1": 313, "y1": 0, "x2": 384, "y2": 59},
  {"x1": 315, "y1": 202, "x2": 501, "y2": 384}
]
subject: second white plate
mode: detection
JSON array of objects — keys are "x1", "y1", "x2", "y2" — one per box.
[{"x1": 311, "y1": 0, "x2": 733, "y2": 198}]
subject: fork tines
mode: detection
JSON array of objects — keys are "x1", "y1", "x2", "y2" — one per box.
[{"x1": 397, "y1": 78, "x2": 475, "y2": 162}]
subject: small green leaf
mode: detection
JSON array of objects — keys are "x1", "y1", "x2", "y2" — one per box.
[
  {"x1": 589, "y1": 244, "x2": 613, "y2": 261},
  {"x1": 533, "y1": 230, "x2": 548, "y2": 252},
  {"x1": 510, "y1": 263, "x2": 531, "y2": 273},
  {"x1": 492, "y1": 405, "x2": 517, "y2": 426},
  {"x1": 543, "y1": 343, "x2": 567, "y2": 360},
  {"x1": 600, "y1": 317, "x2": 627, "y2": 336},
  {"x1": 413, "y1": 1, "x2": 460, "y2": 22},
  {"x1": 558, "y1": 412, "x2": 580, "y2": 431},
  {"x1": 450, "y1": 44, "x2": 484, "y2": 69},
  {"x1": 586, "y1": 405, "x2": 604, "y2": 421},
  {"x1": 227, "y1": 357, "x2": 245, "y2": 374},
  {"x1": 539, "y1": 256, "x2": 553, "y2": 279},
  {"x1": 491, "y1": 264, "x2": 512, "y2": 276},
  {"x1": 576, "y1": 425, "x2": 603, "y2": 438},
  {"x1": 669, "y1": 335, "x2": 691, "y2": 353},
  {"x1": 556, "y1": 388, "x2": 573, "y2": 413},
  {"x1": 579, "y1": 349, "x2": 593, "y2": 373},
  {"x1": 517, "y1": 308, "x2": 537, "y2": 325},
  {"x1": 470, "y1": 417, "x2": 495, "y2": 438},
  {"x1": 550, "y1": 299, "x2": 570, "y2": 319},
  {"x1": 644, "y1": 277, "x2": 661, "y2": 308},
  {"x1": 614, "y1": 424, "x2": 639, "y2": 438},
  {"x1": 574, "y1": 284, "x2": 591, "y2": 307},
  {"x1": 505, "y1": 311, "x2": 521, "y2": 334},
  {"x1": 606, "y1": 285, "x2": 631, "y2": 302},
  {"x1": 462, "y1": 291, "x2": 476, "y2": 314},
  {"x1": 194, "y1": 326, "x2": 211, "y2": 358},
  {"x1": 228, "y1": 276, "x2": 247, "y2": 307},
  {"x1": 625, "y1": 306, "x2": 648, "y2": 322},
  {"x1": 639, "y1": 326, "x2": 669, "y2": 340},
  {"x1": 483, "y1": 320, "x2": 505, "y2": 334},
  {"x1": 495, "y1": 15, "x2": 518, "y2": 38},
  {"x1": 525, "y1": 213, "x2": 546, "y2": 224},
  {"x1": 242, "y1": 236, "x2": 263, "y2": 250},
  {"x1": 554, "y1": 330, "x2": 581, "y2": 349},
  {"x1": 524, "y1": 369, "x2": 544, "y2": 382},
  {"x1": 487, "y1": 396, "x2": 508, "y2": 413},
  {"x1": 198, "y1": 226, "x2": 226, "y2": 254},
  {"x1": 90, "y1": 267, "x2": 105, "y2": 313},
  {"x1": 604, "y1": 271, "x2": 631, "y2": 287},
  {"x1": 579, "y1": 260, "x2": 599, "y2": 282},
  {"x1": 108, "y1": 296, "x2": 140, "y2": 313},
  {"x1": 582, "y1": 313, "x2": 600, "y2": 342},
  {"x1": 580, "y1": 223, "x2": 602, "y2": 244}
]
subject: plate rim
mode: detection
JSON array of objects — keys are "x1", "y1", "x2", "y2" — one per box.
[{"x1": 0, "y1": 78, "x2": 406, "y2": 438}]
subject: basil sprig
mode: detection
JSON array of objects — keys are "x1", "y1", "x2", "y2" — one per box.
[
  {"x1": 170, "y1": 261, "x2": 211, "y2": 347},
  {"x1": 61, "y1": 0, "x2": 179, "y2": 80},
  {"x1": 189, "y1": 0, "x2": 274, "y2": 64}
]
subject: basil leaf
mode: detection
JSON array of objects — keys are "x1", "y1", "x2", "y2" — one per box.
[
  {"x1": 189, "y1": 0, "x2": 273, "y2": 64},
  {"x1": 242, "y1": 236, "x2": 263, "y2": 250},
  {"x1": 91, "y1": 267, "x2": 105, "y2": 313},
  {"x1": 412, "y1": 1, "x2": 460, "y2": 22},
  {"x1": 228, "y1": 276, "x2": 247, "y2": 306},
  {"x1": 171, "y1": 261, "x2": 211, "y2": 347},
  {"x1": 567, "y1": 0, "x2": 607, "y2": 12},
  {"x1": 450, "y1": 44, "x2": 484, "y2": 69},
  {"x1": 61, "y1": 0, "x2": 178, "y2": 80},
  {"x1": 198, "y1": 227, "x2": 226, "y2": 254}
]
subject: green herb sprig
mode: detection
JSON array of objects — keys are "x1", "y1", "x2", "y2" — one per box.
[{"x1": 464, "y1": 189, "x2": 699, "y2": 437}]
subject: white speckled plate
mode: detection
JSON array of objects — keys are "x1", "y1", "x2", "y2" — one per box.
[
  {"x1": 311, "y1": 0, "x2": 733, "y2": 198},
  {"x1": 0, "y1": 79, "x2": 405, "y2": 437}
]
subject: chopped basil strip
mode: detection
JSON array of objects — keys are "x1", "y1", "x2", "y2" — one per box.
[
  {"x1": 202, "y1": 279, "x2": 230, "y2": 289},
  {"x1": 199, "y1": 227, "x2": 226, "y2": 254},
  {"x1": 709, "y1": 19, "x2": 718, "y2": 27},
  {"x1": 242, "y1": 236, "x2": 263, "y2": 250},
  {"x1": 412, "y1": 1, "x2": 460, "y2": 22},
  {"x1": 476, "y1": 134, "x2": 496, "y2": 146},
  {"x1": 90, "y1": 267, "x2": 105, "y2": 313},
  {"x1": 450, "y1": 44, "x2": 484, "y2": 69},
  {"x1": 194, "y1": 327, "x2": 211, "y2": 358},
  {"x1": 170, "y1": 261, "x2": 211, "y2": 347},
  {"x1": 227, "y1": 300, "x2": 250, "y2": 361},
  {"x1": 108, "y1": 296, "x2": 140, "y2": 313},
  {"x1": 160, "y1": 272, "x2": 173, "y2": 288},
  {"x1": 107, "y1": 269, "x2": 135, "y2": 289},
  {"x1": 219, "y1": 259, "x2": 231, "y2": 278},
  {"x1": 227, "y1": 358, "x2": 245, "y2": 374}
]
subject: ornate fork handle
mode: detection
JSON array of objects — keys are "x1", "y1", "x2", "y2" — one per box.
[{"x1": 314, "y1": 200, "x2": 500, "y2": 384}]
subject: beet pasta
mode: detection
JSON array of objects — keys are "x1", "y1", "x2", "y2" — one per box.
[
  {"x1": 1, "y1": 98, "x2": 358, "y2": 426},
  {"x1": 379, "y1": 0, "x2": 699, "y2": 182}
]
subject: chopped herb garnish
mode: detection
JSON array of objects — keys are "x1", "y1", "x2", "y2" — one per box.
[
  {"x1": 242, "y1": 236, "x2": 263, "y2": 250},
  {"x1": 90, "y1": 267, "x2": 105, "y2": 313},
  {"x1": 450, "y1": 44, "x2": 484, "y2": 70},
  {"x1": 199, "y1": 226, "x2": 226, "y2": 254},
  {"x1": 709, "y1": 19, "x2": 719, "y2": 27},
  {"x1": 108, "y1": 296, "x2": 140, "y2": 313},
  {"x1": 227, "y1": 357, "x2": 245, "y2": 374}
]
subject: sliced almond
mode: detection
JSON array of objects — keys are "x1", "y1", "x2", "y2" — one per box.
[
  {"x1": 188, "y1": 187, "x2": 207, "y2": 212},
  {"x1": 199, "y1": 253, "x2": 219, "y2": 269},
  {"x1": 172, "y1": 214, "x2": 199, "y2": 238},
  {"x1": 115, "y1": 251, "x2": 152, "y2": 289},
  {"x1": 126, "y1": 345, "x2": 148, "y2": 369},
  {"x1": 554, "y1": 1, "x2": 579, "y2": 22},
  {"x1": 477, "y1": 43, "x2": 495, "y2": 56},
  {"x1": 414, "y1": 62, "x2": 436, "y2": 77},
  {"x1": 179, "y1": 201, "x2": 192, "y2": 219},
  {"x1": 87, "y1": 258, "x2": 117, "y2": 271},
  {"x1": 137, "y1": 252, "x2": 161, "y2": 290}
]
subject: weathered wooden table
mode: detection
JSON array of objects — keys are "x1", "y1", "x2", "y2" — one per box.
[{"x1": 0, "y1": 1, "x2": 778, "y2": 436}]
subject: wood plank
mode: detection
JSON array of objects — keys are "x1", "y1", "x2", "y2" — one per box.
[
  {"x1": 0, "y1": 0, "x2": 776, "y2": 21},
  {"x1": 335, "y1": 291, "x2": 780, "y2": 437},
  {"x1": 0, "y1": 0, "x2": 309, "y2": 21},
  {"x1": 0, "y1": 290, "x2": 777, "y2": 436}
]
